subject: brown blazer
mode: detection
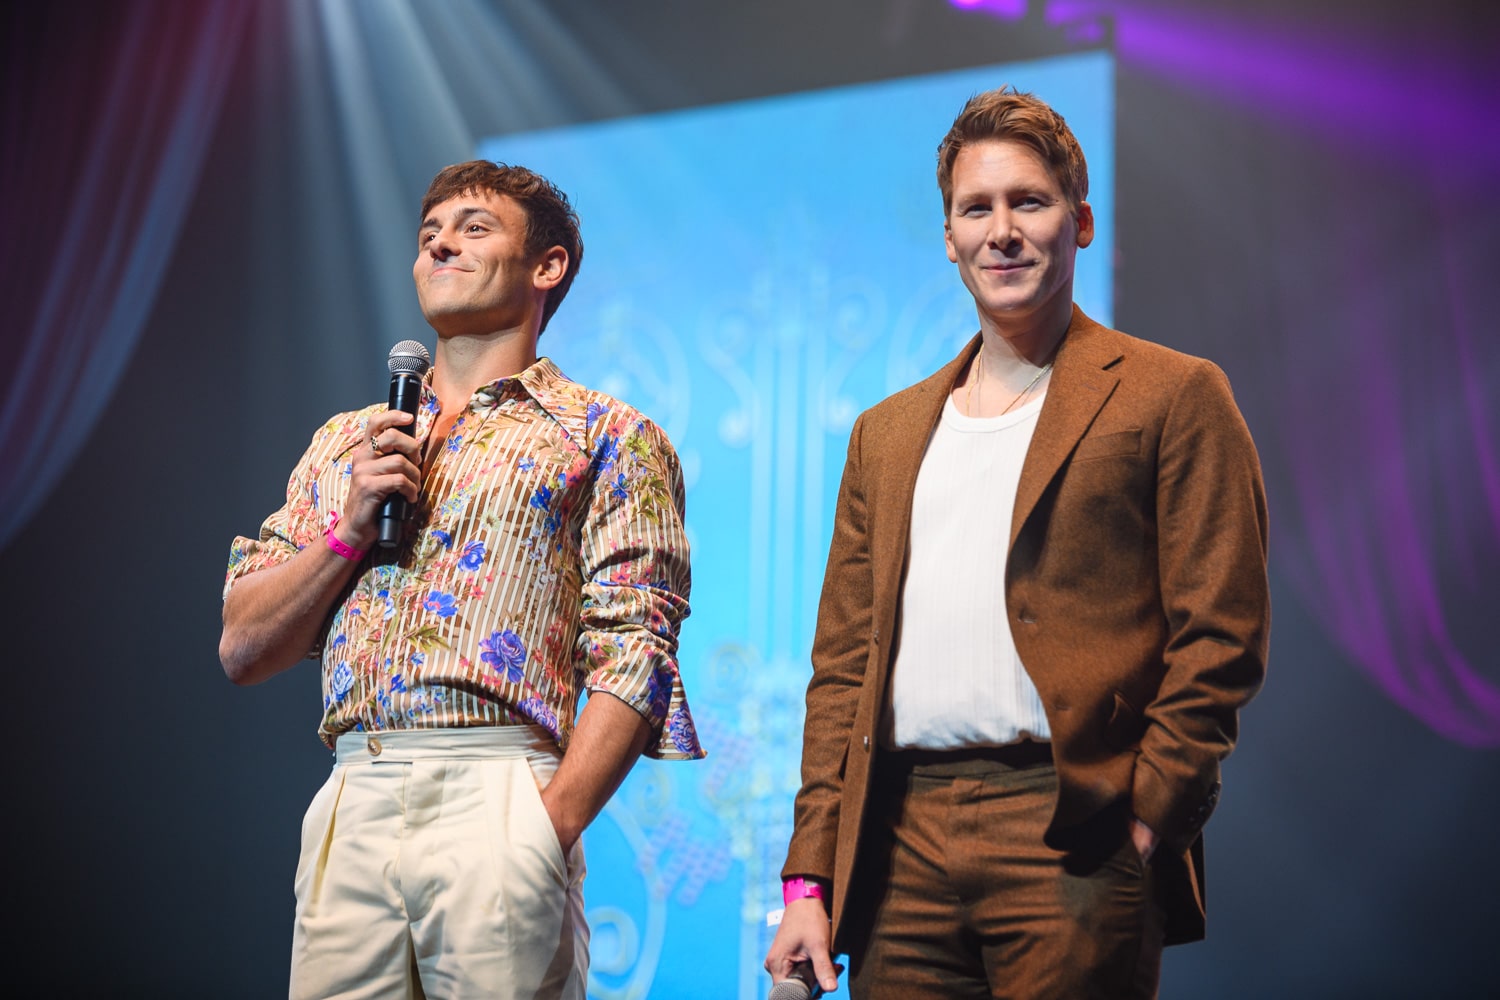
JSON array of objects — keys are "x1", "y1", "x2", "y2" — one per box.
[{"x1": 782, "y1": 306, "x2": 1270, "y2": 948}]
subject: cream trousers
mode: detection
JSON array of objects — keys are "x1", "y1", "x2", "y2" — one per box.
[{"x1": 289, "y1": 726, "x2": 587, "y2": 1000}]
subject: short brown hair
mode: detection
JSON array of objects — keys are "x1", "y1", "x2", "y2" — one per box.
[
  {"x1": 936, "y1": 87, "x2": 1089, "y2": 214},
  {"x1": 419, "y1": 160, "x2": 583, "y2": 332}
]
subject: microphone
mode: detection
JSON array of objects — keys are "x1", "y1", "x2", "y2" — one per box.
[
  {"x1": 377, "y1": 340, "x2": 432, "y2": 548},
  {"x1": 768, "y1": 962, "x2": 824, "y2": 1000}
]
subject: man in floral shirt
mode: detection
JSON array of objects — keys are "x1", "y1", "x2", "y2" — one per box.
[{"x1": 221, "y1": 161, "x2": 702, "y2": 999}]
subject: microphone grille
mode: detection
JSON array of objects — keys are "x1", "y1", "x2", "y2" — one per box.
[
  {"x1": 387, "y1": 340, "x2": 432, "y2": 376},
  {"x1": 768, "y1": 980, "x2": 812, "y2": 1000}
]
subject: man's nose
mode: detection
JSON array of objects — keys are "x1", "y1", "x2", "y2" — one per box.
[
  {"x1": 987, "y1": 210, "x2": 1018, "y2": 248},
  {"x1": 426, "y1": 230, "x2": 459, "y2": 259}
]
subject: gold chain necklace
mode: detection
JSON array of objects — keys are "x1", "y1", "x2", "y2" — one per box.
[
  {"x1": 966, "y1": 345, "x2": 984, "y2": 416},
  {"x1": 1000, "y1": 360, "x2": 1053, "y2": 415},
  {"x1": 966, "y1": 344, "x2": 1053, "y2": 417}
]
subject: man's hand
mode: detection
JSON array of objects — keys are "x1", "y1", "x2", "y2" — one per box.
[
  {"x1": 219, "y1": 410, "x2": 427, "y2": 685},
  {"x1": 337, "y1": 409, "x2": 424, "y2": 550},
  {"x1": 1130, "y1": 816, "x2": 1159, "y2": 864},
  {"x1": 765, "y1": 896, "x2": 841, "y2": 994}
]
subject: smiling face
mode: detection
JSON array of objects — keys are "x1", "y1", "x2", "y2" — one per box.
[
  {"x1": 413, "y1": 189, "x2": 564, "y2": 339},
  {"x1": 943, "y1": 139, "x2": 1094, "y2": 340}
]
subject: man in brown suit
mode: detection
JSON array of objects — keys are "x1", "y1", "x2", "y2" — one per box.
[{"x1": 764, "y1": 88, "x2": 1269, "y2": 998}]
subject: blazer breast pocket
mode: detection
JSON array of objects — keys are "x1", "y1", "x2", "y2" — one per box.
[{"x1": 1071, "y1": 429, "x2": 1142, "y2": 463}]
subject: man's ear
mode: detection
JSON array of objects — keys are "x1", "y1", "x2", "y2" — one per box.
[
  {"x1": 1075, "y1": 201, "x2": 1095, "y2": 249},
  {"x1": 534, "y1": 246, "x2": 568, "y2": 291}
]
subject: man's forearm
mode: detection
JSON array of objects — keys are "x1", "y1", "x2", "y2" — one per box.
[
  {"x1": 222, "y1": 408, "x2": 428, "y2": 686},
  {"x1": 219, "y1": 539, "x2": 362, "y2": 685},
  {"x1": 540, "y1": 691, "x2": 652, "y2": 850}
]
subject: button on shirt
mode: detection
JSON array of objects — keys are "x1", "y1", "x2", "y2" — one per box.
[{"x1": 224, "y1": 357, "x2": 703, "y2": 760}]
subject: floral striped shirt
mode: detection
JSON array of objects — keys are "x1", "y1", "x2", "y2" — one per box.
[{"x1": 224, "y1": 357, "x2": 703, "y2": 759}]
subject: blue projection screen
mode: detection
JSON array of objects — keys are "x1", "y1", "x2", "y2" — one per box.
[{"x1": 479, "y1": 50, "x2": 1115, "y2": 1000}]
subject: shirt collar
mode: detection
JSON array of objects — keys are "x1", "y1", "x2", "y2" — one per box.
[{"x1": 420, "y1": 356, "x2": 591, "y2": 448}]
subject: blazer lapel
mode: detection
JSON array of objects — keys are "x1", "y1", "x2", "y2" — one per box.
[
  {"x1": 1011, "y1": 308, "x2": 1123, "y2": 549},
  {"x1": 869, "y1": 335, "x2": 980, "y2": 643},
  {"x1": 884, "y1": 334, "x2": 981, "y2": 480}
]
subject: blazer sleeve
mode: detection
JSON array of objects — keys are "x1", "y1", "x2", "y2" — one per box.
[
  {"x1": 782, "y1": 413, "x2": 875, "y2": 883},
  {"x1": 1132, "y1": 359, "x2": 1271, "y2": 852}
]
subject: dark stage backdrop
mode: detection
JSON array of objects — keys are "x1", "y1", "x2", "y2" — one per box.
[{"x1": 3, "y1": 1, "x2": 1496, "y2": 996}]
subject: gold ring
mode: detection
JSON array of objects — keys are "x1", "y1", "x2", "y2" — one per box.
[{"x1": 370, "y1": 435, "x2": 383, "y2": 455}]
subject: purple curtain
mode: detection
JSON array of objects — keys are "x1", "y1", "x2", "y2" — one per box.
[
  {"x1": 1111, "y1": 0, "x2": 1500, "y2": 746},
  {"x1": 0, "y1": 1, "x2": 253, "y2": 550},
  {"x1": 1271, "y1": 197, "x2": 1500, "y2": 747}
]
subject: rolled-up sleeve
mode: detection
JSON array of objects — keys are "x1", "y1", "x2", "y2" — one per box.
[
  {"x1": 224, "y1": 455, "x2": 321, "y2": 598},
  {"x1": 577, "y1": 412, "x2": 703, "y2": 760}
]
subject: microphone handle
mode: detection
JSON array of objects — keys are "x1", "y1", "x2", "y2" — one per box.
[
  {"x1": 768, "y1": 961, "x2": 823, "y2": 1000},
  {"x1": 376, "y1": 372, "x2": 423, "y2": 548}
]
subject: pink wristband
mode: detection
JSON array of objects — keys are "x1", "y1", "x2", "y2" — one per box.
[
  {"x1": 325, "y1": 529, "x2": 367, "y2": 562},
  {"x1": 783, "y1": 877, "x2": 827, "y2": 906}
]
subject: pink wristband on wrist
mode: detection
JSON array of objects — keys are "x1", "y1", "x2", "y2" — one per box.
[
  {"x1": 325, "y1": 528, "x2": 367, "y2": 561},
  {"x1": 783, "y1": 877, "x2": 827, "y2": 906}
]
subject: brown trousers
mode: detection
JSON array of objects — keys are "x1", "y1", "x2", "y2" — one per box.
[{"x1": 847, "y1": 745, "x2": 1165, "y2": 1000}]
